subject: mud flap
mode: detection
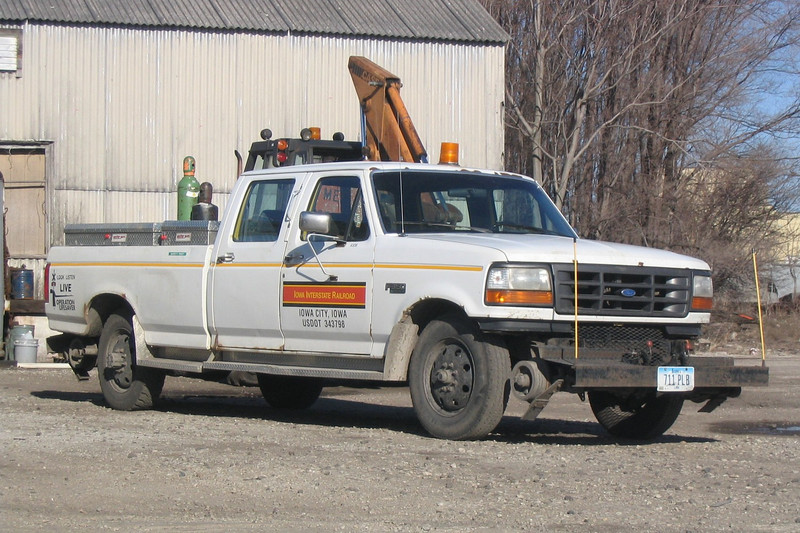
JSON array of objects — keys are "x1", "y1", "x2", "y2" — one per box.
[{"x1": 522, "y1": 379, "x2": 564, "y2": 421}]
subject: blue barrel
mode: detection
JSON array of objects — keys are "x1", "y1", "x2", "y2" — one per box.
[{"x1": 11, "y1": 269, "x2": 33, "y2": 299}]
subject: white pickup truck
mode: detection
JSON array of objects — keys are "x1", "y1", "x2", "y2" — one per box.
[{"x1": 46, "y1": 161, "x2": 767, "y2": 440}]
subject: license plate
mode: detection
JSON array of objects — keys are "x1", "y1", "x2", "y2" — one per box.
[{"x1": 657, "y1": 366, "x2": 695, "y2": 392}]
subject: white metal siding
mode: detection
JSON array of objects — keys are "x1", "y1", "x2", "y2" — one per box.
[{"x1": 0, "y1": 23, "x2": 505, "y2": 245}]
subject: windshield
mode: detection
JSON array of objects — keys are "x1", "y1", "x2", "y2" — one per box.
[{"x1": 371, "y1": 170, "x2": 577, "y2": 237}]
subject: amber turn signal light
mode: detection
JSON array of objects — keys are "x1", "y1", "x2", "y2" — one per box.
[
  {"x1": 485, "y1": 289, "x2": 553, "y2": 306},
  {"x1": 691, "y1": 296, "x2": 713, "y2": 310}
]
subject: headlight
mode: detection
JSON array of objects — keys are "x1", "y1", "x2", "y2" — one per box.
[
  {"x1": 485, "y1": 265, "x2": 552, "y2": 306},
  {"x1": 692, "y1": 274, "x2": 713, "y2": 311}
]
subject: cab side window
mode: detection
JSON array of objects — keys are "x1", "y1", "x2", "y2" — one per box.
[
  {"x1": 233, "y1": 179, "x2": 295, "y2": 242},
  {"x1": 308, "y1": 176, "x2": 370, "y2": 241}
]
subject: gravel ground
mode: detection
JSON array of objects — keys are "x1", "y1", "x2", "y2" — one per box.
[{"x1": 1, "y1": 353, "x2": 799, "y2": 532}]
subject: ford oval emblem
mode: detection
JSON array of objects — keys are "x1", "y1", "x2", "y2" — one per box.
[{"x1": 620, "y1": 288, "x2": 636, "y2": 298}]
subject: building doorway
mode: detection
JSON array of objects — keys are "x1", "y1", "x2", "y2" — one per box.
[{"x1": 1, "y1": 146, "x2": 47, "y2": 258}]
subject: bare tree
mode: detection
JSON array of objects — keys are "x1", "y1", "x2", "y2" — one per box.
[
  {"x1": 674, "y1": 146, "x2": 794, "y2": 289},
  {"x1": 480, "y1": 0, "x2": 800, "y2": 291}
]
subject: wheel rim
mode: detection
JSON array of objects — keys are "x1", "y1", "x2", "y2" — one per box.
[
  {"x1": 104, "y1": 329, "x2": 133, "y2": 391},
  {"x1": 426, "y1": 339, "x2": 475, "y2": 415}
]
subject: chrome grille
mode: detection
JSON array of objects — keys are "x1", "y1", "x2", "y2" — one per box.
[{"x1": 553, "y1": 264, "x2": 691, "y2": 318}]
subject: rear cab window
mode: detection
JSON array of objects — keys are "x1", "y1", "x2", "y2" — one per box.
[{"x1": 233, "y1": 179, "x2": 296, "y2": 242}]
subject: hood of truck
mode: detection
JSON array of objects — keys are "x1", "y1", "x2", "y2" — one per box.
[{"x1": 407, "y1": 233, "x2": 710, "y2": 270}]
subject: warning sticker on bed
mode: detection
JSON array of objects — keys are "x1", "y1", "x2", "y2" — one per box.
[{"x1": 282, "y1": 282, "x2": 367, "y2": 308}]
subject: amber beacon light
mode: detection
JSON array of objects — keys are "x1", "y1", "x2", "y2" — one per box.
[{"x1": 439, "y1": 142, "x2": 459, "y2": 165}]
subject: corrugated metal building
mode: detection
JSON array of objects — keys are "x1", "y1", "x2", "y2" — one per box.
[{"x1": 0, "y1": 0, "x2": 508, "y2": 299}]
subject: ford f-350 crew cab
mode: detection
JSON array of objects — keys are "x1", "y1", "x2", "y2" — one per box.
[{"x1": 46, "y1": 161, "x2": 768, "y2": 440}]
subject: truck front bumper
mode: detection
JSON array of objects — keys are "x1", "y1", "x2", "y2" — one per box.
[
  {"x1": 570, "y1": 357, "x2": 768, "y2": 411},
  {"x1": 573, "y1": 356, "x2": 768, "y2": 389}
]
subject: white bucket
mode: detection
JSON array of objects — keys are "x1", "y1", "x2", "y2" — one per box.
[{"x1": 14, "y1": 338, "x2": 39, "y2": 364}]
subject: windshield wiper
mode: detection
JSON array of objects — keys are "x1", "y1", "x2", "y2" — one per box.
[
  {"x1": 400, "y1": 221, "x2": 456, "y2": 230},
  {"x1": 493, "y1": 221, "x2": 546, "y2": 234},
  {"x1": 399, "y1": 221, "x2": 494, "y2": 233},
  {"x1": 456, "y1": 226, "x2": 493, "y2": 233}
]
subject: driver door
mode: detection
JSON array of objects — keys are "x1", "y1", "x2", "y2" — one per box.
[{"x1": 279, "y1": 173, "x2": 375, "y2": 355}]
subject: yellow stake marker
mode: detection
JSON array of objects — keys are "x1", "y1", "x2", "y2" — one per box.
[
  {"x1": 752, "y1": 250, "x2": 767, "y2": 364},
  {"x1": 574, "y1": 238, "x2": 579, "y2": 360}
]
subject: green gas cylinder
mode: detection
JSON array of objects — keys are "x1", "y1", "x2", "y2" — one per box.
[{"x1": 177, "y1": 156, "x2": 200, "y2": 220}]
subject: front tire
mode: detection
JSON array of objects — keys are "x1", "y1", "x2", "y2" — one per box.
[
  {"x1": 97, "y1": 312, "x2": 164, "y2": 410},
  {"x1": 409, "y1": 315, "x2": 510, "y2": 440},
  {"x1": 257, "y1": 375, "x2": 323, "y2": 409},
  {"x1": 589, "y1": 390, "x2": 683, "y2": 440}
]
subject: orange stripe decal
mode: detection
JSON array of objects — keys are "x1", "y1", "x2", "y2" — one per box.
[
  {"x1": 50, "y1": 262, "x2": 203, "y2": 268},
  {"x1": 376, "y1": 263, "x2": 482, "y2": 272}
]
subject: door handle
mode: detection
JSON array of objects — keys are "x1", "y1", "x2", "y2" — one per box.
[{"x1": 217, "y1": 252, "x2": 235, "y2": 264}]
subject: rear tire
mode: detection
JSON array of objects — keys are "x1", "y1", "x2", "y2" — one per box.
[
  {"x1": 257, "y1": 375, "x2": 323, "y2": 409},
  {"x1": 589, "y1": 390, "x2": 683, "y2": 440},
  {"x1": 409, "y1": 315, "x2": 510, "y2": 440},
  {"x1": 97, "y1": 313, "x2": 164, "y2": 410}
]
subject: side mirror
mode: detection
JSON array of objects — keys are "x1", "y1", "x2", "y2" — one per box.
[
  {"x1": 299, "y1": 211, "x2": 334, "y2": 235},
  {"x1": 297, "y1": 212, "x2": 342, "y2": 281}
]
